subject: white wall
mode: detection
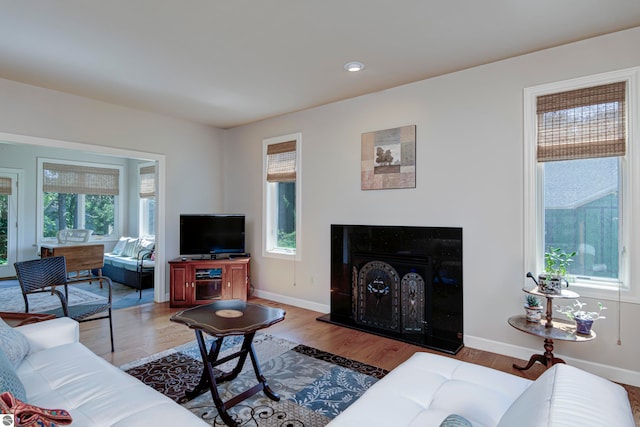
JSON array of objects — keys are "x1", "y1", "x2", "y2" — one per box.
[
  {"x1": 0, "y1": 77, "x2": 226, "y2": 298},
  {"x1": 224, "y1": 27, "x2": 640, "y2": 384}
]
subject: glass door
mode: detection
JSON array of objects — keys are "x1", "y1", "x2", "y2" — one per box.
[{"x1": 0, "y1": 170, "x2": 18, "y2": 278}]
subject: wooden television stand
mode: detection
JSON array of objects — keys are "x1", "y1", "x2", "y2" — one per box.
[{"x1": 169, "y1": 256, "x2": 250, "y2": 307}]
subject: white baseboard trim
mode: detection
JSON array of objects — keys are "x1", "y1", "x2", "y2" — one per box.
[
  {"x1": 465, "y1": 334, "x2": 640, "y2": 387},
  {"x1": 250, "y1": 290, "x2": 639, "y2": 388},
  {"x1": 253, "y1": 289, "x2": 330, "y2": 314}
]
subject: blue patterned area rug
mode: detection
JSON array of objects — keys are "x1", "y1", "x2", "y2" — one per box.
[
  {"x1": 0, "y1": 279, "x2": 153, "y2": 312},
  {"x1": 121, "y1": 334, "x2": 388, "y2": 426},
  {"x1": 0, "y1": 284, "x2": 106, "y2": 313}
]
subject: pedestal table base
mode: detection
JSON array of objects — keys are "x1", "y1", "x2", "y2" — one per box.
[{"x1": 512, "y1": 338, "x2": 566, "y2": 371}]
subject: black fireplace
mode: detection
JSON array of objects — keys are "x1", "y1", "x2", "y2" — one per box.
[{"x1": 318, "y1": 224, "x2": 463, "y2": 354}]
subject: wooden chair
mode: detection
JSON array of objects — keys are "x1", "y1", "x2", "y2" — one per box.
[{"x1": 14, "y1": 256, "x2": 114, "y2": 352}]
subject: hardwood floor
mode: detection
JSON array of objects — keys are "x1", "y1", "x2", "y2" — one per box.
[{"x1": 79, "y1": 297, "x2": 640, "y2": 425}]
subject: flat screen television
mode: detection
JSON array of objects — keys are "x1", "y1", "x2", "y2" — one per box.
[{"x1": 179, "y1": 214, "x2": 246, "y2": 257}]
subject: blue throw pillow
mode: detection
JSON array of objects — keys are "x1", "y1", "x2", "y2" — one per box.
[
  {"x1": 440, "y1": 414, "x2": 473, "y2": 427},
  {"x1": 0, "y1": 347, "x2": 27, "y2": 402},
  {"x1": 0, "y1": 317, "x2": 30, "y2": 368}
]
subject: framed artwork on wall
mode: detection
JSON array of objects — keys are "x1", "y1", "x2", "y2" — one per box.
[{"x1": 361, "y1": 125, "x2": 416, "y2": 190}]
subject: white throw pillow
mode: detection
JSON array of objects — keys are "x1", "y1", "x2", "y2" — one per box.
[
  {"x1": 138, "y1": 239, "x2": 155, "y2": 252},
  {"x1": 111, "y1": 237, "x2": 129, "y2": 256},
  {"x1": 122, "y1": 238, "x2": 139, "y2": 257}
]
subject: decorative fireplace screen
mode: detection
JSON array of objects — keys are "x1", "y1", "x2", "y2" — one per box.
[
  {"x1": 320, "y1": 224, "x2": 463, "y2": 354},
  {"x1": 354, "y1": 257, "x2": 429, "y2": 336}
]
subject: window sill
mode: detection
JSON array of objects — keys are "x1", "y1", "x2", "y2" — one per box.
[
  {"x1": 38, "y1": 236, "x2": 119, "y2": 245},
  {"x1": 563, "y1": 281, "x2": 640, "y2": 305},
  {"x1": 263, "y1": 248, "x2": 297, "y2": 261}
]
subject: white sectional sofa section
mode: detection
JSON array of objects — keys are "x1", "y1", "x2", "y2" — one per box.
[
  {"x1": 15, "y1": 318, "x2": 207, "y2": 426},
  {"x1": 327, "y1": 352, "x2": 635, "y2": 427}
]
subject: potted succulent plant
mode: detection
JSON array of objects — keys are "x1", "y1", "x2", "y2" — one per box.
[
  {"x1": 524, "y1": 294, "x2": 544, "y2": 322},
  {"x1": 555, "y1": 299, "x2": 606, "y2": 335},
  {"x1": 538, "y1": 247, "x2": 576, "y2": 295}
]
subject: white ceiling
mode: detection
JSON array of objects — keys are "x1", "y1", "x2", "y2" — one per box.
[{"x1": 2, "y1": 1, "x2": 640, "y2": 129}]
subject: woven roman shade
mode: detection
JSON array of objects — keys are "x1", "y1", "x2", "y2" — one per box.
[
  {"x1": 266, "y1": 140, "x2": 296, "y2": 182},
  {"x1": 43, "y1": 162, "x2": 120, "y2": 195},
  {"x1": 0, "y1": 177, "x2": 11, "y2": 196},
  {"x1": 537, "y1": 81, "x2": 626, "y2": 162},
  {"x1": 139, "y1": 165, "x2": 156, "y2": 198}
]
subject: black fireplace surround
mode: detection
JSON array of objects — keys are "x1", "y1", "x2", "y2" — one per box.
[{"x1": 318, "y1": 224, "x2": 463, "y2": 354}]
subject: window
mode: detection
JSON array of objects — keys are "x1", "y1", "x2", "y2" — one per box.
[
  {"x1": 38, "y1": 159, "x2": 122, "y2": 241},
  {"x1": 263, "y1": 133, "x2": 301, "y2": 259},
  {"x1": 138, "y1": 163, "x2": 156, "y2": 237},
  {"x1": 524, "y1": 69, "x2": 639, "y2": 301}
]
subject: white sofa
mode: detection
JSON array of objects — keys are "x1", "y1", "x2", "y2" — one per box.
[
  {"x1": 13, "y1": 317, "x2": 207, "y2": 426},
  {"x1": 328, "y1": 352, "x2": 635, "y2": 427}
]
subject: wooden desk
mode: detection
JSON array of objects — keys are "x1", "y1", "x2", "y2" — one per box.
[
  {"x1": 41, "y1": 243, "x2": 105, "y2": 272},
  {"x1": 41, "y1": 243, "x2": 105, "y2": 287}
]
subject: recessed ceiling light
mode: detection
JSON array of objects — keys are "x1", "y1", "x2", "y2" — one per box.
[{"x1": 344, "y1": 61, "x2": 365, "y2": 72}]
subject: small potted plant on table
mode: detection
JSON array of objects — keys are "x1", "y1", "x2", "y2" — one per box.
[
  {"x1": 555, "y1": 300, "x2": 606, "y2": 335},
  {"x1": 538, "y1": 247, "x2": 576, "y2": 295},
  {"x1": 524, "y1": 294, "x2": 544, "y2": 323}
]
